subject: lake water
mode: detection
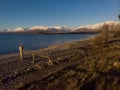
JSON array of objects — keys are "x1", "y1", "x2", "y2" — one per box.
[{"x1": 0, "y1": 34, "x2": 95, "y2": 55}]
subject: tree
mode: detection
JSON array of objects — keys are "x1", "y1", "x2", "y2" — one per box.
[{"x1": 118, "y1": 14, "x2": 120, "y2": 21}]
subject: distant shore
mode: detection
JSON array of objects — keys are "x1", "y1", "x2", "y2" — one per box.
[{"x1": 0, "y1": 31, "x2": 98, "y2": 34}]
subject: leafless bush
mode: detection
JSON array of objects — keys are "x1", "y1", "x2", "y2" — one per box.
[{"x1": 93, "y1": 24, "x2": 109, "y2": 46}]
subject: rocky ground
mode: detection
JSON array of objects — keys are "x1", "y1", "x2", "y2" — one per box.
[{"x1": 0, "y1": 37, "x2": 120, "y2": 90}]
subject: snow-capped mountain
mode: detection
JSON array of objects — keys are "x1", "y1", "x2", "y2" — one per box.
[
  {"x1": 1, "y1": 21, "x2": 120, "y2": 33},
  {"x1": 52, "y1": 26, "x2": 70, "y2": 30},
  {"x1": 12, "y1": 27, "x2": 26, "y2": 32},
  {"x1": 28, "y1": 25, "x2": 70, "y2": 33},
  {"x1": 74, "y1": 21, "x2": 120, "y2": 32},
  {"x1": 5, "y1": 25, "x2": 71, "y2": 33},
  {"x1": 29, "y1": 26, "x2": 70, "y2": 31},
  {"x1": 29, "y1": 26, "x2": 51, "y2": 30}
]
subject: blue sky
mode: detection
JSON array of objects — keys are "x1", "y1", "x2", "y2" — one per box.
[{"x1": 0, "y1": 0, "x2": 119, "y2": 30}]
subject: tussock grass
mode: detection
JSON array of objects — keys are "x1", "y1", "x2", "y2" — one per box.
[{"x1": 0, "y1": 34, "x2": 120, "y2": 90}]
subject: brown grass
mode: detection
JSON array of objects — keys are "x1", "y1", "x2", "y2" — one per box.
[{"x1": 0, "y1": 35, "x2": 120, "y2": 90}]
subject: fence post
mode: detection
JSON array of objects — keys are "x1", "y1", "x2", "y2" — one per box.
[
  {"x1": 19, "y1": 45, "x2": 23, "y2": 61},
  {"x1": 48, "y1": 58, "x2": 53, "y2": 66},
  {"x1": 32, "y1": 53, "x2": 35, "y2": 63}
]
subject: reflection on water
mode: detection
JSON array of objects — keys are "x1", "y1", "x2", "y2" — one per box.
[{"x1": 0, "y1": 34, "x2": 96, "y2": 54}]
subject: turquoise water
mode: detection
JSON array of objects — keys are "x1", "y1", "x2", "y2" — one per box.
[{"x1": 0, "y1": 34, "x2": 95, "y2": 54}]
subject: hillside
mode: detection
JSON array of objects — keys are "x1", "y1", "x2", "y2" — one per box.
[{"x1": 0, "y1": 35, "x2": 120, "y2": 90}]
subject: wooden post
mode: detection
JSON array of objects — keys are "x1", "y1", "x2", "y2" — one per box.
[
  {"x1": 19, "y1": 45, "x2": 23, "y2": 61},
  {"x1": 48, "y1": 58, "x2": 53, "y2": 66},
  {"x1": 32, "y1": 53, "x2": 35, "y2": 63}
]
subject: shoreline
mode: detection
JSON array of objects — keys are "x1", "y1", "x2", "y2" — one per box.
[
  {"x1": 0, "y1": 35, "x2": 95, "y2": 56},
  {"x1": 0, "y1": 36, "x2": 94, "y2": 64},
  {"x1": 0, "y1": 33, "x2": 97, "y2": 56}
]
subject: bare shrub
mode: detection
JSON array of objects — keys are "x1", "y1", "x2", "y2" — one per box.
[
  {"x1": 93, "y1": 24, "x2": 109, "y2": 46},
  {"x1": 93, "y1": 35, "x2": 104, "y2": 46},
  {"x1": 101, "y1": 24, "x2": 109, "y2": 44}
]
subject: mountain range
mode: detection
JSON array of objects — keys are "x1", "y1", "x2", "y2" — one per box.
[
  {"x1": 73, "y1": 21, "x2": 120, "y2": 33},
  {"x1": 1, "y1": 21, "x2": 120, "y2": 33}
]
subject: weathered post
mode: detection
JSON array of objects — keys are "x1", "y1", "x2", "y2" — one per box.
[
  {"x1": 47, "y1": 57, "x2": 53, "y2": 66},
  {"x1": 32, "y1": 53, "x2": 35, "y2": 63},
  {"x1": 19, "y1": 45, "x2": 23, "y2": 61}
]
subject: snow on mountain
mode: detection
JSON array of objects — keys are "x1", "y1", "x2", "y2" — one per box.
[
  {"x1": 76, "y1": 24, "x2": 100, "y2": 30},
  {"x1": 12, "y1": 27, "x2": 26, "y2": 32},
  {"x1": 74, "y1": 21, "x2": 120, "y2": 32},
  {"x1": 1, "y1": 21, "x2": 119, "y2": 33},
  {"x1": 52, "y1": 26, "x2": 70, "y2": 30},
  {"x1": 1, "y1": 25, "x2": 70, "y2": 33},
  {"x1": 29, "y1": 26, "x2": 52, "y2": 30},
  {"x1": 29, "y1": 26, "x2": 70, "y2": 31}
]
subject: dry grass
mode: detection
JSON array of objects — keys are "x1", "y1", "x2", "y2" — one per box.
[{"x1": 0, "y1": 35, "x2": 120, "y2": 90}]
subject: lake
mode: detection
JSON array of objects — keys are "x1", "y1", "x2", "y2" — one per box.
[{"x1": 0, "y1": 34, "x2": 95, "y2": 55}]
